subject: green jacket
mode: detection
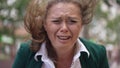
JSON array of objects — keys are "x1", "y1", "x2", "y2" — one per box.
[{"x1": 12, "y1": 38, "x2": 109, "y2": 68}]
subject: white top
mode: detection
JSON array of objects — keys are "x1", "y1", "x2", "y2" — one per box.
[{"x1": 34, "y1": 39, "x2": 90, "y2": 68}]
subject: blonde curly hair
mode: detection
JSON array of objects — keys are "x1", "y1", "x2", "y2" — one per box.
[{"x1": 24, "y1": 0, "x2": 97, "y2": 52}]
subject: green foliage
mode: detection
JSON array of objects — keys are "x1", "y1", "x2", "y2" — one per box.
[
  {"x1": 0, "y1": 0, "x2": 29, "y2": 44},
  {"x1": 95, "y1": 2, "x2": 109, "y2": 19},
  {"x1": 107, "y1": 15, "x2": 120, "y2": 44},
  {"x1": 104, "y1": 0, "x2": 120, "y2": 6},
  {"x1": 117, "y1": 0, "x2": 120, "y2": 5},
  {"x1": 0, "y1": 16, "x2": 6, "y2": 20},
  {"x1": 94, "y1": 0, "x2": 120, "y2": 45},
  {"x1": 0, "y1": 0, "x2": 7, "y2": 10},
  {"x1": 13, "y1": 0, "x2": 29, "y2": 20},
  {"x1": 103, "y1": 0, "x2": 111, "y2": 6},
  {"x1": 107, "y1": 15, "x2": 120, "y2": 30}
]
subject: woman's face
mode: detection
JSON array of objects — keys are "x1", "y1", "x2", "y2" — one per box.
[{"x1": 44, "y1": 3, "x2": 83, "y2": 50}]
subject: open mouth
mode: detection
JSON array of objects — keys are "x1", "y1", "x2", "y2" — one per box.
[{"x1": 57, "y1": 36, "x2": 71, "y2": 40}]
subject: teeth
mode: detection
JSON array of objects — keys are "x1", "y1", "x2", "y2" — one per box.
[{"x1": 58, "y1": 36, "x2": 70, "y2": 40}]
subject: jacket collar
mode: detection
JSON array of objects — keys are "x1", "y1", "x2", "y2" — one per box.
[{"x1": 34, "y1": 38, "x2": 90, "y2": 61}]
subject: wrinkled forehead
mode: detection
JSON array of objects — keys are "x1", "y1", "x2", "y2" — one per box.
[
  {"x1": 46, "y1": 3, "x2": 81, "y2": 17},
  {"x1": 46, "y1": 0, "x2": 82, "y2": 9},
  {"x1": 45, "y1": 1, "x2": 82, "y2": 17}
]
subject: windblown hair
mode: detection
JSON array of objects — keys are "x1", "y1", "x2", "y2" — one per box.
[{"x1": 24, "y1": 0, "x2": 97, "y2": 52}]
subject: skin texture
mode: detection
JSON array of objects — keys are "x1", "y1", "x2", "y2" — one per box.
[{"x1": 44, "y1": 3, "x2": 82, "y2": 56}]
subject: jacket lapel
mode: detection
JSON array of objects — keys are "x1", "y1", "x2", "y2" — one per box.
[
  {"x1": 27, "y1": 55, "x2": 43, "y2": 68},
  {"x1": 79, "y1": 38, "x2": 98, "y2": 68},
  {"x1": 80, "y1": 52, "x2": 97, "y2": 68}
]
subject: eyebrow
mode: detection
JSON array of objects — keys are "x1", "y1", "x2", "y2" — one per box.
[
  {"x1": 68, "y1": 17, "x2": 79, "y2": 19},
  {"x1": 68, "y1": 17, "x2": 82, "y2": 21},
  {"x1": 49, "y1": 16, "x2": 80, "y2": 20}
]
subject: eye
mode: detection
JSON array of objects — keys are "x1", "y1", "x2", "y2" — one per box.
[
  {"x1": 52, "y1": 20, "x2": 60, "y2": 22},
  {"x1": 70, "y1": 20, "x2": 77, "y2": 23},
  {"x1": 68, "y1": 19, "x2": 77, "y2": 24},
  {"x1": 51, "y1": 19, "x2": 61, "y2": 24}
]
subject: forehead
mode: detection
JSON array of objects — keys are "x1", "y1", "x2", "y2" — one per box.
[{"x1": 47, "y1": 2, "x2": 81, "y2": 17}]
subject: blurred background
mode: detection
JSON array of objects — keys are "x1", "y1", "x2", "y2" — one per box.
[{"x1": 0, "y1": 0, "x2": 120, "y2": 68}]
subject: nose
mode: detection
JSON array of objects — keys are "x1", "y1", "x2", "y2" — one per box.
[{"x1": 60, "y1": 23, "x2": 69, "y2": 33}]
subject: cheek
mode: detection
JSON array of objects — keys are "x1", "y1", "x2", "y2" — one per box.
[
  {"x1": 45, "y1": 26, "x2": 54, "y2": 41},
  {"x1": 70, "y1": 25, "x2": 82, "y2": 36},
  {"x1": 45, "y1": 23, "x2": 59, "y2": 36}
]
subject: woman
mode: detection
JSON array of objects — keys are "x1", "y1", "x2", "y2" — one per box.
[{"x1": 12, "y1": 0, "x2": 109, "y2": 68}]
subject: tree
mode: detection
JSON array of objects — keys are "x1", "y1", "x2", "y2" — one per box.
[
  {"x1": 94, "y1": 0, "x2": 120, "y2": 45},
  {"x1": 0, "y1": 0, "x2": 29, "y2": 58}
]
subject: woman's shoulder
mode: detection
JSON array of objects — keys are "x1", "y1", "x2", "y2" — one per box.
[
  {"x1": 19, "y1": 40, "x2": 31, "y2": 51},
  {"x1": 80, "y1": 38, "x2": 106, "y2": 57},
  {"x1": 12, "y1": 40, "x2": 34, "y2": 68},
  {"x1": 80, "y1": 38, "x2": 106, "y2": 51},
  {"x1": 17, "y1": 40, "x2": 33, "y2": 57},
  {"x1": 80, "y1": 38, "x2": 108, "y2": 64},
  {"x1": 20, "y1": 40, "x2": 31, "y2": 47}
]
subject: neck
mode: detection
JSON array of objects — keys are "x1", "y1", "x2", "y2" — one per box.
[
  {"x1": 55, "y1": 45, "x2": 76, "y2": 68},
  {"x1": 46, "y1": 40, "x2": 76, "y2": 62},
  {"x1": 55, "y1": 45, "x2": 76, "y2": 60}
]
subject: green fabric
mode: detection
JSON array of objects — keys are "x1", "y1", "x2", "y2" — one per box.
[
  {"x1": 12, "y1": 38, "x2": 109, "y2": 68},
  {"x1": 80, "y1": 38, "x2": 109, "y2": 68}
]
